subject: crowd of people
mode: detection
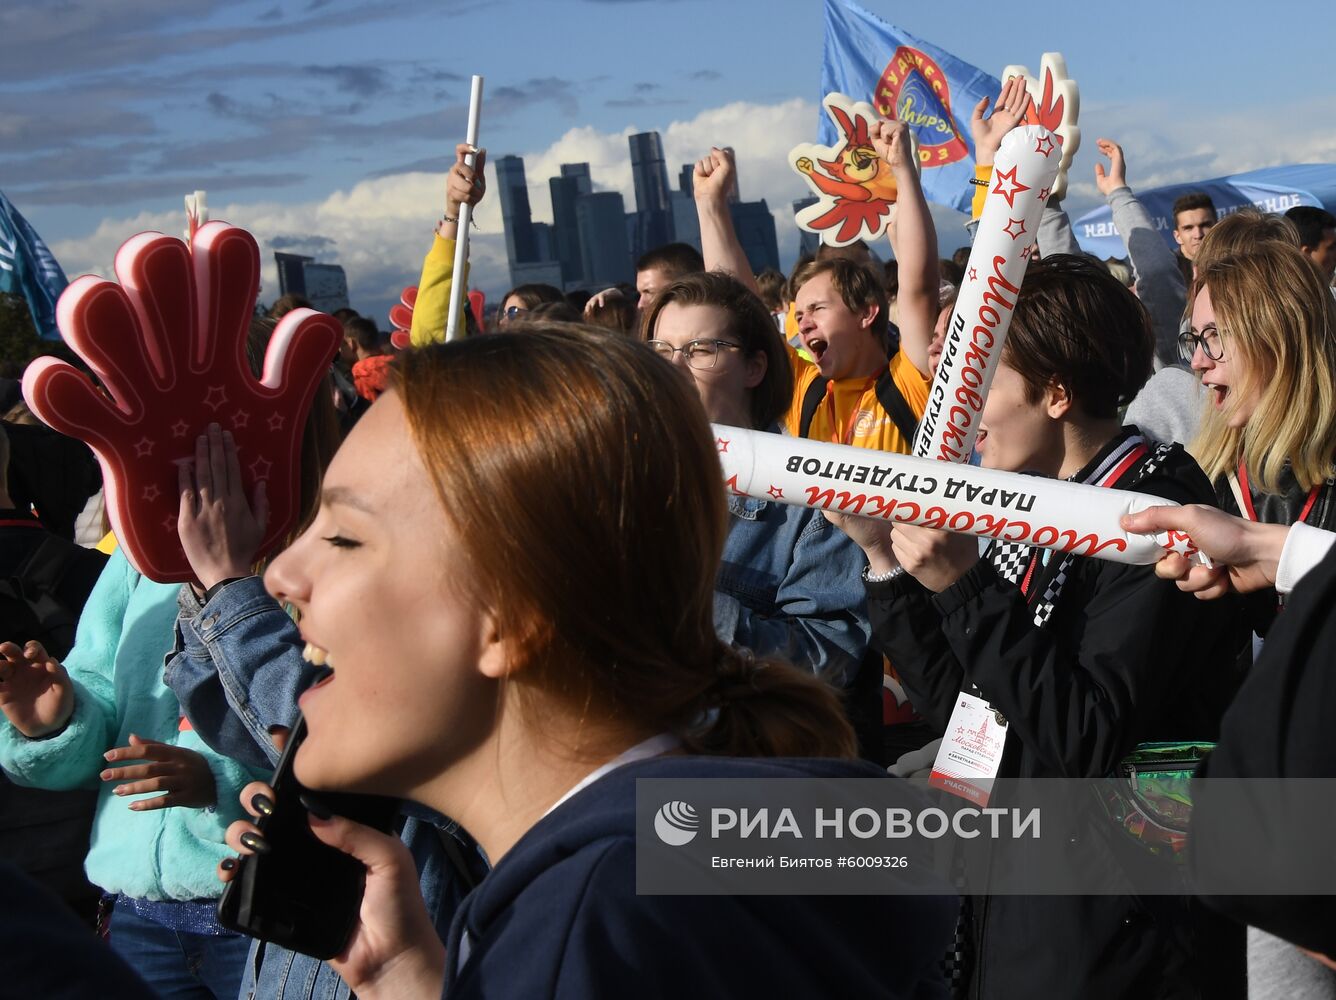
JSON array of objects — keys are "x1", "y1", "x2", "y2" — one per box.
[{"x1": 2, "y1": 78, "x2": 1336, "y2": 1000}]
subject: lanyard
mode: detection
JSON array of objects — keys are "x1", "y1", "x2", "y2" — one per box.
[
  {"x1": 823, "y1": 377, "x2": 877, "y2": 445},
  {"x1": 1236, "y1": 460, "x2": 1321, "y2": 525},
  {"x1": 1020, "y1": 439, "x2": 1149, "y2": 599}
]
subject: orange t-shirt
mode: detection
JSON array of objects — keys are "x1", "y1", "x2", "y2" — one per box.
[{"x1": 783, "y1": 348, "x2": 930, "y2": 455}]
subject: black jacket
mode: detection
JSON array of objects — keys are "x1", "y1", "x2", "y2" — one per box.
[
  {"x1": 443, "y1": 755, "x2": 958, "y2": 999},
  {"x1": 1191, "y1": 539, "x2": 1336, "y2": 957},
  {"x1": 1215, "y1": 463, "x2": 1336, "y2": 636},
  {"x1": 868, "y1": 431, "x2": 1247, "y2": 999}
]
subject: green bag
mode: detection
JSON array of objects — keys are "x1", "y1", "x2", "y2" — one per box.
[{"x1": 1094, "y1": 742, "x2": 1215, "y2": 864}]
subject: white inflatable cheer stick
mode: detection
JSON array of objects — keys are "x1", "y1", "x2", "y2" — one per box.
[
  {"x1": 713, "y1": 425, "x2": 1206, "y2": 566},
  {"x1": 446, "y1": 75, "x2": 483, "y2": 342},
  {"x1": 914, "y1": 125, "x2": 1060, "y2": 462}
]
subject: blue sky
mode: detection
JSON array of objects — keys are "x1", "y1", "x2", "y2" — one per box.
[{"x1": 5, "y1": 0, "x2": 1335, "y2": 324}]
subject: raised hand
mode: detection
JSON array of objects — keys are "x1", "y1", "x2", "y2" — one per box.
[
  {"x1": 439, "y1": 144, "x2": 487, "y2": 241},
  {"x1": 970, "y1": 77, "x2": 1034, "y2": 167},
  {"x1": 870, "y1": 119, "x2": 914, "y2": 176},
  {"x1": 582, "y1": 286, "x2": 626, "y2": 318},
  {"x1": 1093, "y1": 138, "x2": 1127, "y2": 197},
  {"x1": 0, "y1": 640, "x2": 74, "y2": 738},
  {"x1": 22, "y1": 223, "x2": 341, "y2": 582},
  {"x1": 693, "y1": 147, "x2": 737, "y2": 206},
  {"x1": 178, "y1": 423, "x2": 269, "y2": 591},
  {"x1": 101, "y1": 733, "x2": 217, "y2": 810}
]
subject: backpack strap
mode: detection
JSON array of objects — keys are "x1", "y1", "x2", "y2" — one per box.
[
  {"x1": 797, "y1": 375, "x2": 830, "y2": 440},
  {"x1": 799, "y1": 359, "x2": 921, "y2": 445},
  {"x1": 873, "y1": 357, "x2": 920, "y2": 445}
]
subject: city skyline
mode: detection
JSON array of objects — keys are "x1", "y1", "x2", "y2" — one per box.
[
  {"x1": 7, "y1": 0, "x2": 1334, "y2": 327},
  {"x1": 496, "y1": 129, "x2": 780, "y2": 294}
]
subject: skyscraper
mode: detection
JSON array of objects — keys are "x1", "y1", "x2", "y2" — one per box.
[
  {"x1": 577, "y1": 192, "x2": 633, "y2": 288},
  {"x1": 628, "y1": 132, "x2": 673, "y2": 256},
  {"x1": 274, "y1": 252, "x2": 311, "y2": 297},
  {"x1": 628, "y1": 132, "x2": 671, "y2": 214},
  {"x1": 793, "y1": 196, "x2": 821, "y2": 258},
  {"x1": 549, "y1": 172, "x2": 586, "y2": 286},
  {"x1": 496, "y1": 155, "x2": 538, "y2": 278},
  {"x1": 730, "y1": 200, "x2": 780, "y2": 273},
  {"x1": 561, "y1": 162, "x2": 592, "y2": 196}
]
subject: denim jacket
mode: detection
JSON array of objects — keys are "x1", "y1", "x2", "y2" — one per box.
[
  {"x1": 716, "y1": 495, "x2": 870, "y2": 687},
  {"x1": 165, "y1": 579, "x2": 486, "y2": 1000}
]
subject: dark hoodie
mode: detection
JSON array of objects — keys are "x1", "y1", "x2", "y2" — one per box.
[{"x1": 442, "y1": 755, "x2": 958, "y2": 999}]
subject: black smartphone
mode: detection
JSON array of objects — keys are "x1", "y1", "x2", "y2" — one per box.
[{"x1": 216, "y1": 714, "x2": 401, "y2": 959}]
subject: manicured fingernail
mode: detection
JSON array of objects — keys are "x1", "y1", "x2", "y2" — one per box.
[
  {"x1": 251, "y1": 793, "x2": 274, "y2": 818},
  {"x1": 220, "y1": 858, "x2": 237, "y2": 872},
  {"x1": 299, "y1": 792, "x2": 333, "y2": 820},
  {"x1": 99, "y1": 769, "x2": 112, "y2": 780},
  {"x1": 239, "y1": 831, "x2": 271, "y2": 854},
  {"x1": 113, "y1": 786, "x2": 126, "y2": 795}
]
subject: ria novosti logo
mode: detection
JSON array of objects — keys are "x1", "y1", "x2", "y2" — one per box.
[{"x1": 654, "y1": 800, "x2": 700, "y2": 846}]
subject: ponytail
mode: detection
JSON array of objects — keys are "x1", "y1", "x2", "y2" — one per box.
[{"x1": 679, "y1": 645, "x2": 858, "y2": 759}]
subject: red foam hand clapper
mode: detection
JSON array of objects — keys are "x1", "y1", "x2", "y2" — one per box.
[
  {"x1": 22, "y1": 222, "x2": 341, "y2": 582},
  {"x1": 388, "y1": 285, "x2": 416, "y2": 351}
]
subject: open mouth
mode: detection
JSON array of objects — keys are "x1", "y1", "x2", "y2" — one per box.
[
  {"x1": 975, "y1": 428, "x2": 989, "y2": 449},
  {"x1": 805, "y1": 337, "x2": 828, "y2": 364},
  {"x1": 301, "y1": 643, "x2": 336, "y2": 694},
  {"x1": 1205, "y1": 383, "x2": 1229, "y2": 409}
]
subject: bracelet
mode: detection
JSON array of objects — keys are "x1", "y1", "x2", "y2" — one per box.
[
  {"x1": 969, "y1": 177, "x2": 989, "y2": 186},
  {"x1": 441, "y1": 211, "x2": 460, "y2": 225},
  {"x1": 863, "y1": 564, "x2": 905, "y2": 584}
]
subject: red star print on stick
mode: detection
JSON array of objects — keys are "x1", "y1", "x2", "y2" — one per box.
[
  {"x1": 990, "y1": 165, "x2": 1031, "y2": 209},
  {"x1": 22, "y1": 222, "x2": 341, "y2": 582},
  {"x1": 913, "y1": 125, "x2": 1060, "y2": 463}
]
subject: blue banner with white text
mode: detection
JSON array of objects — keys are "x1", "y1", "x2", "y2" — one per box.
[
  {"x1": 820, "y1": 0, "x2": 1000, "y2": 214},
  {"x1": 0, "y1": 190, "x2": 68, "y2": 340}
]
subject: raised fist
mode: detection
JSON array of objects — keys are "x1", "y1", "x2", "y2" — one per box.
[
  {"x1": 23, "y1": 223, "x2": 341, "y2": 582},
  {"x1": 693, "y1": 147, "x2": 737, "y2": 205},
  {"x1": 795, "y1": 156, "x2": 815, "y2": 175}
]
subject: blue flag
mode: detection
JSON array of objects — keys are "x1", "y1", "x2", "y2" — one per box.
[
  {"x1": 820, "y1": 0, "x2": 1000, "y2": 213},
  {"x1": 0, "y1": 190, "x2": 69, "y2": 340}
]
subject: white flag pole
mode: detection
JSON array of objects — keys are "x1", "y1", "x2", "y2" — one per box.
[{"x1": 446, "y1": 76, "x2": 484, "y2": 341}]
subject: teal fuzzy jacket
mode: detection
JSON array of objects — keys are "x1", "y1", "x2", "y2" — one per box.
[{"x1": 0, "y1": 549, "x2": 260, "y2": 901}]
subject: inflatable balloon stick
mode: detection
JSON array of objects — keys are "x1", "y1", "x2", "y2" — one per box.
[
  {"x1": 790, "y1": 93, "x2": 916, "y2": 247},
  {"x1": 446, "y1": 74, "x2": 484, "y2": 342},
  {"x1": 914, "y1": 125, "x2": 1061, "y2": 463},
  {"x1": 1003, "y1": 53, "x2": 1080, "y2": 200},
  {"x1": 713, "y1": 424, "x2": 1207, "y2": 567},
  {"x1": 22, "y1": 223, "x2": 342, "y2": 582}
]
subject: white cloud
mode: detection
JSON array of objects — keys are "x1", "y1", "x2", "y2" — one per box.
[
  {"x1": 49, "y1": 97, "x2": 827, "y2": 324},
  {"x1": 48, "y1": 95, "x2": 1336, "y2": 327}
]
